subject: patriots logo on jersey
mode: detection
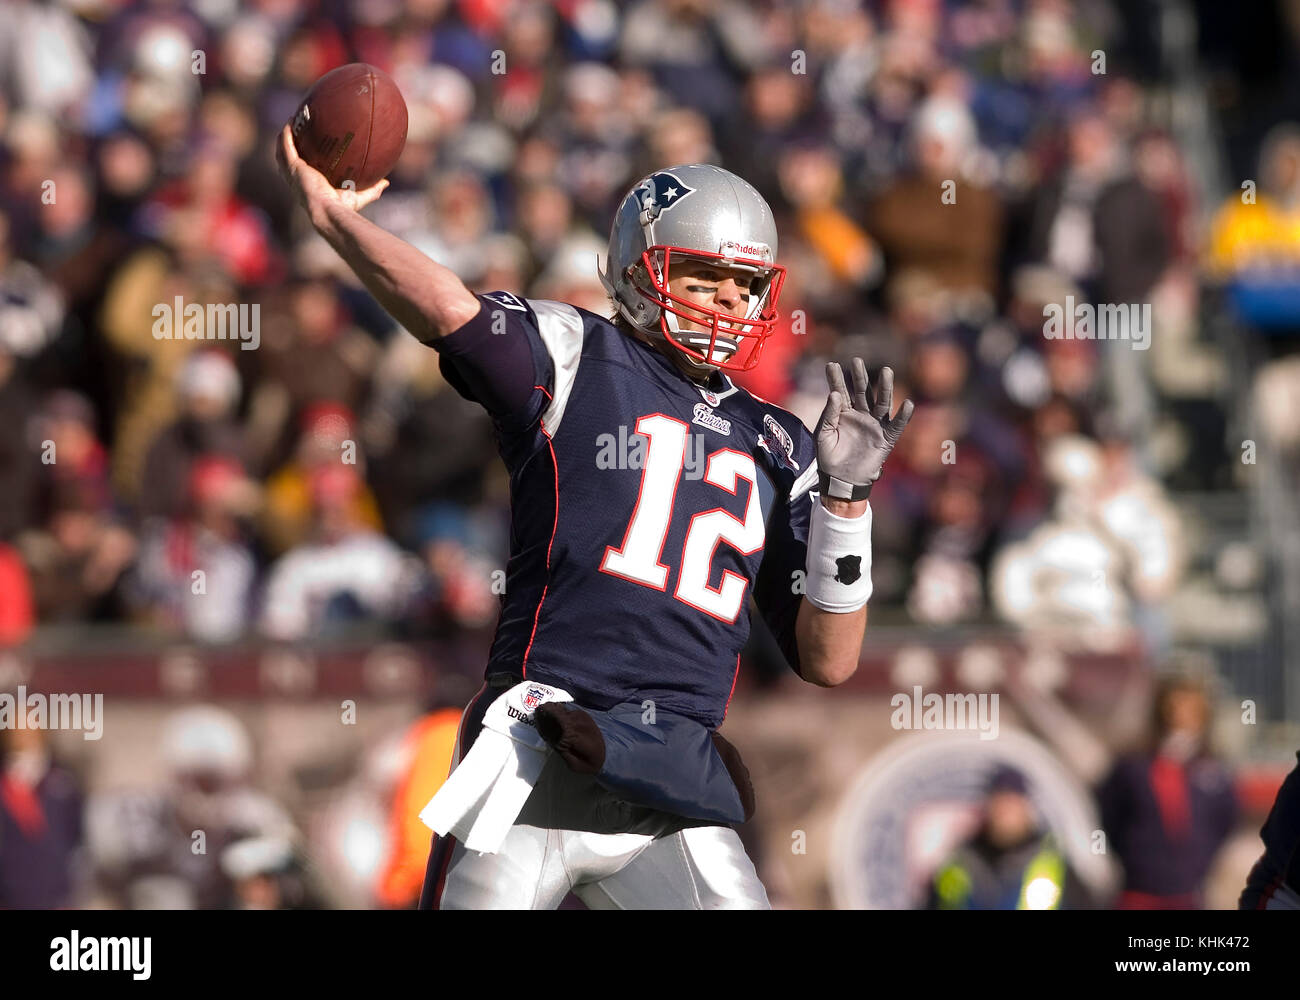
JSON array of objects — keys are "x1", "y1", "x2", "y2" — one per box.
[
  {"x1": 635, "y1": 171, "x2": 695, "y2": 223},
  {"x1": 692, "y1": 402, "x2": 731, "y2": 436},
  {"x1": 482, "y1": 290, "x2": 527, "y2": 312}
]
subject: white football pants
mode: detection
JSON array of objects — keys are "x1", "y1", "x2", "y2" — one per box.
[{"x1": 421, "y1": 748, "x2": 769, "y2": 909}]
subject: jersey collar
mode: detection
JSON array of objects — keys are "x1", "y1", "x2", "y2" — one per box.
[
  {"x1": 695, "y1": 372, "x2": 739, "y2": 407},
  {"x1": 636, "y1": 333, "x2": 742, "y2": 406}
]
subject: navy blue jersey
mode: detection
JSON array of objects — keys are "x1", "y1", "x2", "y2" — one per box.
[
  {"x1": 1241, "y1": 751, "x2": 1300, "y2": 906},
  {"x1": 433, "y1": 292, "x2": 818, "y2": 729}
]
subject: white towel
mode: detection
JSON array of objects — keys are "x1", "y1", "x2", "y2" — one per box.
[{"x1": 418, "y1": 680, "x2": 573, "y2": 854}]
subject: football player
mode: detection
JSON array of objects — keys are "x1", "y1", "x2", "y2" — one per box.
[
  {"x1": 1240, "y1": 753, "x2": 1300, "y2": 909},
  {"x1": 278, "y1": 126, "x2": 912, "y2": 909}
]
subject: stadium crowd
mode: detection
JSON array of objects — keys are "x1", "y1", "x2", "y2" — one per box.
[{"x1": 0, "y1": 0, "x2": 1255, "y2": 648}]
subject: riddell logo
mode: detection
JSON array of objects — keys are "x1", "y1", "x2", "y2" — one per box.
[{"x1": 720, "y1": 241, "x2": 769, "y2": 262}]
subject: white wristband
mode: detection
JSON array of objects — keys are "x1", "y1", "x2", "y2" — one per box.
[{"x1": 805, "y1": 498, "x2": 873, "y2": 612}]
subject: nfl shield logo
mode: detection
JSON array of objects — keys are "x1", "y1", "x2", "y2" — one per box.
[
  {"x1": 523, "y1": 685, "x2": 547, "y2": 711},
  {"x1": 700, "y1": 389, "x2": 721, "y2": 406}
]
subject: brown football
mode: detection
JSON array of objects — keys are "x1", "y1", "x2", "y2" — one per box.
[{"x1": 290, "y1": 63, "x2": 408, "y2": 190}]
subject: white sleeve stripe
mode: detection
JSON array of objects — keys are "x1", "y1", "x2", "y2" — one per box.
[
  {"x1": 790, "y1": 459, "x2": 819, "y2": 501},
  {"x1": 527, "y1": 299, "x2": 585, "y2": 434}
]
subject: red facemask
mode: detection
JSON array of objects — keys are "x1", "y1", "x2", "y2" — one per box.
[{"x1": 629, "y1": 245, "x2": 787, "y2": 372}]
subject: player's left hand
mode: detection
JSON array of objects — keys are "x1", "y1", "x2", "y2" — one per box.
[{"x1": 815, "y1": 358, "x2": 913, "y2": 501}]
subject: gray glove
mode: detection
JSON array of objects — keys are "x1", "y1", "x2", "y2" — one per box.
[{"x1": 815, "y1": 358, "x2": 913, "y2": 501}]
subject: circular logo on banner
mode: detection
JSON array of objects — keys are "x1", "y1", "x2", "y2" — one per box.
[{"x1": 828, "y1": 730, "x2": 1116, "y2": 909}]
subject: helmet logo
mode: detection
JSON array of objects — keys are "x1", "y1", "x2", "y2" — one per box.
[
  {"x1": 635, "y1": 171, "x2": 695, "y2": 224},
  {"x1": 607, "y1": 165, "x2": 787, "y2": 373}
]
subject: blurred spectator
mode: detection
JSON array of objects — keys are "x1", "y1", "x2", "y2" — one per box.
[
  {"x1": 926, "y1": 765, "x2": 1089, "y2": 909},
  {"x1": 869, "y1": 95, "x2": 1002, "y2": 311},
  {"x1": 244, "y1": 277, "x2": 379, "y2": 471},
  {"x1": 129, "y1": 455, "x2": 259, "y2": 642},
  {"x1": 375, "y1": 678, "x2": 477, "y2": 908},
  {"x1": 0, "y1": 312, "x2": 41, "y2": 539},
  {"x1": 260, "y1": 403, "x2": 384, "y2": 556},
  {"x1": 94, "y1": 131, "x2": 158, "y2": 229},
  {"x1": 552, "y1": 62, "x2": 637, "y2": 228},
  {"x1": 2, "y1": 113, "x2": 63, "y2": 245},
  {"x1": 364, "y1": 333, "x2": 497, "y2": 541},
  {"x1": 140, "y1": 349, "x2": 247, "y2": 520},
  {"x1": 486, "y1": 6, "x2": 559, "y2": 131},
  {"x1": 778, "y1": 142, "x2": 881, "y2": 292},
  {"x1": 991, "y1": 435, "x2": 1184, "y2": 635},
  {"x1": 1022, "y1": 109, "x2": 1168, "y2": 305},
  {"x1": 137, "y1": 136, "x2": 278, "y2": 286},
  {"x1": 1208, "y1": 118, "x2": 1300, "y2": 489},
  {"x1": 87, "y1": 705, "x2": 297, "y2": 910},
  {"x1": 221, "y1": 835, "x2": 327, "y2": 910},
  {"x1": 15, "y1": 479, "x2": 136, "y2": 624},
  {"x1": 513, "y1": 179, "x2": 581, "y2": 281},
  {"x1": 724, "y1": 65, "x2": 821, "y2": 202},
  {"x1": 642, "y1": 106, "x2": 720, "y2": 183},
  {"x1": 32, "y1": 164, "x2": 124, "y2": 315},
  {"x1": 620, "y1": 0, "x2": 769, "y2": 126},
  {"x1": 0, "y1": 204, "x2": 65, "y2": 368},
  {"x1": 0, "y1": 541, "x2": 34, "y2": 645},
  {"x1": 33, "y1": 390, "x2": 112, "y2": 516},
  {"x1": 260, "y1": 466, "x2": 423, "y2": 640},
  {"x1": 1207, "y1": 122, "x2": 1300, "y2": 315},
  {"x1": 0, "y1": 724, "x2": 84, "y2": 908},
  {"x1": 1096, "y1": 671, "x2": 1239, "y2": 908},
  {"x1": 411, "y1": 502, "x2": 499, "y2": 634},
  {"x1": 531, "y1": 232, "x2": 611, "y2": 314},
  {"x1": 0, "y1": 2, "x2": 93, "y2": 117},
  {"x1": 407, "y1": 169, "x2": 496, "y2": 283}
]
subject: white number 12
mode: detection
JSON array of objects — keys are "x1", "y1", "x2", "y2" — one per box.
[{"x1": 599, "y1": 413, "x2": 764, "y2": 623}]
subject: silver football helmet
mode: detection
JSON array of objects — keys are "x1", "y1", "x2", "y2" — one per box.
[{"x1": 598, "y1": 163, "x2": 786, "y2": 373}]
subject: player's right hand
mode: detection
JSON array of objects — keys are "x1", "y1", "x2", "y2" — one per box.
[{"x1": 277, "y1": 124, "x2": 388, "y2": 220}]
